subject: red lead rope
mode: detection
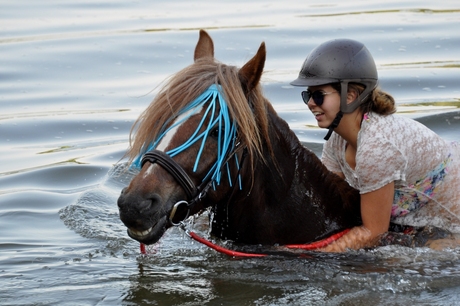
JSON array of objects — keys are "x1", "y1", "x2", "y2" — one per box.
[
  {"x1": 139, "y1": 228, "x2": 351, "y2": 257},
  {"x1": 140, "y1": 243, "x2": 146, "y2": 254},
  {"x1": 285, "y1": 228, "x2": 350, "y2": 250},
  {"x1": 188, "y1": 231, "x2": 267, "y2": 257}
]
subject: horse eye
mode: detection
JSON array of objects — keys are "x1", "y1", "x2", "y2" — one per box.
[{"x1": 210, "y1": 128, "x2": 220, "y2": 138}]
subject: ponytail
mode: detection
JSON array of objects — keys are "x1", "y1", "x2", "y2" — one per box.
[{"x1": 368, "y1": 88, "x2": 396, "y2": 115}]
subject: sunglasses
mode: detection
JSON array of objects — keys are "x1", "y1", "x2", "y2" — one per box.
[{"x1": 301, "y1": 90, "x2": 337, "y2": 106}]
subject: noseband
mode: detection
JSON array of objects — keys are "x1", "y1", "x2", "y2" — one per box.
[
  {"x1": 141, "y1": 148, "x2": 245, "y2": 226},
  {"x1": 141, "y1": 150, "x2": 215, "y2": 226},
  {"x1": 142, "y1": 150, "x2": 197, "y2": 199}
]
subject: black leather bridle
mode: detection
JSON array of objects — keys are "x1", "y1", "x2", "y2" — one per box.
[{"x1": 141, "y1": 147, "x2": 245, "y2": 226}]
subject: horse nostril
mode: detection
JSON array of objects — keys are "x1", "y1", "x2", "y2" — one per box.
[
  {"x1": 137, "y1": 199, "x2": 153, "y2": 214},
  {"x1": 139, "y1": 194, "x2": 162, "y2": 214},
  {"x1": 117, "y1": 190, "x2": 162, "y2": 214}
]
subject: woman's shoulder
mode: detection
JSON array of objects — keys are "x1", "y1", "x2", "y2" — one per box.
[
  {"x1": 360, "y1": 112, "x2": 446, "y2": 153},
  {"x1": 364, "y1": 112, "x2": 405, "y2": 124},
  {"x1": 362, "y1": 112, "x2": 430, "y2": 134}
]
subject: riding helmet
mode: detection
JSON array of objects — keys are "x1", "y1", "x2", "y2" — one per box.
[{"x1": 291, "y1": 38, "x2": 378, "y2": 114}]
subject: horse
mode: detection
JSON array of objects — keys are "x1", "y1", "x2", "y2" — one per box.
[
  {"x1": 117, "y1": 29, "x2": 363, "y2": 248},
  {"x1": 117, "y1": 30, "x2": 448, "y2": 251}
]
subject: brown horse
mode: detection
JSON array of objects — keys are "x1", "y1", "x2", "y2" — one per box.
[{"x1": 117, "y1": 30, "x2": 364, "y2": 248}]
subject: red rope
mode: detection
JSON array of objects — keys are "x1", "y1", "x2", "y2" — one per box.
[
  {"x1": 189, "y1": 231, "x2": 267, "y2": 257},
  {"x1": 140, "y1": 243, "x2": 146, "y2": 254},
  {"x1": 139, "y1": 228, "x2": 351, "y2": 257},
  {"x1": 285, "y1": 228, "x2": 351, "y2": 250}
]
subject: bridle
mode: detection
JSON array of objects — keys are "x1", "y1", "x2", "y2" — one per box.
[
  {"x1": 141, "y1": 150, "x2": 214, "y2": 226},
  {"x1": 138, "y1": 84, "x2": 248, "y2": 227},
  {"x1": 140, "y1": 146, "x2": 245, "y2": 226}
]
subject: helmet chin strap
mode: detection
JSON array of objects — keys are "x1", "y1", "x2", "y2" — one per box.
[
  {"x1": 324, "y1": 111, "x2": 343, "y2": 140},
  {"x1": 323, "y1": 80, "x2": 371, "y2": 141},
  {"x1": 324, "y1": 82, "x2": 348, "y2": 141}
]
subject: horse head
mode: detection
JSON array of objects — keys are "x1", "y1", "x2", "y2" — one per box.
[{"x1": 117, "y1": 30, "x2": 269, "y2": 245}]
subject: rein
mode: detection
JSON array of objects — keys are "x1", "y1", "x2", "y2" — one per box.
[{"x1": 140, "y1": 226, "x2": 351, "y2": 257}]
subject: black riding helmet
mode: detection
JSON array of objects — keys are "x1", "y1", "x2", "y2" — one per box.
[{"x1": 291, "y1": 39, "x2": 378, "y2": 140}]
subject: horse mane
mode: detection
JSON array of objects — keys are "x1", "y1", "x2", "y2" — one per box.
[{"x1": 126, "y1": 58, "x2": 272, "y2": 172}]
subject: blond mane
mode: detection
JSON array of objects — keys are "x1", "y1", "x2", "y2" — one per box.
[{"x1": 126, "y1": 58, "x2": 272, "y2": 169}]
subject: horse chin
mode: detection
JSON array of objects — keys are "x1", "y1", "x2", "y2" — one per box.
[{"x1": 126, "y1": 216, "x2": 169, "y2": 245}]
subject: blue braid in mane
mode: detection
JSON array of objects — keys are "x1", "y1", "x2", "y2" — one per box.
[{"x1": 132, "y1": 84, "x2": 241, "y2": 188}]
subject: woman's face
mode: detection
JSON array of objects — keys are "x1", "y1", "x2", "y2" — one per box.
[{"x1": 305, "y1": 84, "x2": 340, "y2": 129}]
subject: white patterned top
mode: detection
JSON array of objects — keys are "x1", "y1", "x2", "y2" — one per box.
[{"x1": 321, "y1": 112, "x2": 460, "y2": 222}]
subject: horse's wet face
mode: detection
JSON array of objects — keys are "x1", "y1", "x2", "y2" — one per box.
[{"x1": 117, "y1": 105, "x2": 223, "y2": 245}]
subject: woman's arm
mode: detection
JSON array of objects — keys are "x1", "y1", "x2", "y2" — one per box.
[{"x1": 320, "y1": 181, "x2": 394, "y2": 252}]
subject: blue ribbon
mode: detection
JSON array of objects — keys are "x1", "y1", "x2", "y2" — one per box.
[{"x1": 133, "y1": 84, "x2": 241, "y2": 188}]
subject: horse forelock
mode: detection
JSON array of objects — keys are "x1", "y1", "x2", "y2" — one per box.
[{"x1": 127, "y1": 59, "x2": 272, "y2": 174}]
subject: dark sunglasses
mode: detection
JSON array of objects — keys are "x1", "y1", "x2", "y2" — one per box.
[{"x1": 301, "y1": 90, "x2": 337, "y2": 106}]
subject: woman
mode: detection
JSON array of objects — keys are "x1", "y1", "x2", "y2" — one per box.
[{"x1": 291, "y1": 39, "x2": 460, "y2": 252}]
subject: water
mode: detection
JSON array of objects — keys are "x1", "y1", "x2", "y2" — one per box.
[{"x1": 1, "y1": 1, "x2": 460, "y2": 305}]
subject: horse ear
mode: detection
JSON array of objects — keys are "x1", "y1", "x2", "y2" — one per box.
[
  {"x1": 238, "y1": 42, "x2": 266, "y2": 93},
  {"x1": 194, "y1": 30, "x2": 214, "y2": 62}
]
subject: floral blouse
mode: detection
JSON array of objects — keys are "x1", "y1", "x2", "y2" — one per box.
[{"x1": 321, "y1": 112, "x2": 460, "y2": 220}]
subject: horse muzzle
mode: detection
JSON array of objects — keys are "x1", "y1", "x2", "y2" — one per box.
[
  {"x1": 126, "y1": 217, "x2": 168, "y2": 245},
  {"x1": 117, "y1": 187, "x2": 170, "y2": 245}
]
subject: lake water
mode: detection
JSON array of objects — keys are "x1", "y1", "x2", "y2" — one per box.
[{"x1": 2, "y1": 1, "x2": 460, "y2": 305}]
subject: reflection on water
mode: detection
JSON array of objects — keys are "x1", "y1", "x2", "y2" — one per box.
[{"x1": 1, "y1": 0, "x2": 460, "y2": 305}]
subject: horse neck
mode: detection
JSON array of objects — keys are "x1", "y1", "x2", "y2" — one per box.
[
  {"x1": 210, "y1": 105, "x2": 361, "y2": 245},
  {"x1": 262, "y1": 108, "x2": 360, "y2": 220}
]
